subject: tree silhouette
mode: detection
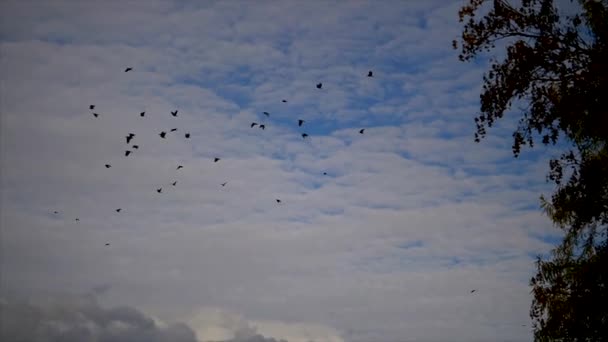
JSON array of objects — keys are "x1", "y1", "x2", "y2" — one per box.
[{"x1": 455, "y1": 0, "x2": 607, "y2": 340}]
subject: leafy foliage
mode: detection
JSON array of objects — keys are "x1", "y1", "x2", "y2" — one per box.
[{"x1": 454, "y1": 0, "x2": 607, "y2": 340}]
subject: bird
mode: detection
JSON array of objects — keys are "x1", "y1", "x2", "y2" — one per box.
[
  {"x1": 282, "y1": 99, "x2": 287, "y2": 103},
  {"x1": 302, "y1": 133, "x2": 309, "y2": 139},
  {"x1": 140, "y1": 111, "x2": 145, "y2": 117},
  {"x1": 316, "y1": 83, "x2": 322, "y2": 89},
  {"x1": 214, "y1": 158, "x2": 220, "y2": 162},
  {"x1": 75, "y1": 218, "x2": 80, "y2": 222},
  {"x1": 132, "y1": 145, "x2": 139, "y2": 149},
  {"x1": 221, "y1": 182, "x2": 227, "y2": 187},
  {"x1": 470, "y1": 289, "x2": 477, "y2": 293},
  {"x1": 185, "y1": 133, "x2": 190, "y2": 139},
  {"x1": 251, "y1": 122, "x2": 258, "y2": 128},
  {"x1": 263, "y1": 112, "x2": 270, "y2": 116},
  {"x1": 89, "y1": 105, "x2": 95, "y2": 110},
  {"x1": 93, "y1": 113, "x2": 99, "y2": 117},
  {"x1": 105, "y1": 164, "x2": 111, "y2": 168},
  {"x1": 170, "y1": 128, "x2": 177, "y2": 132},
  {"x1": 172, "y1": 181, "x2": 177, "y2": 186},
  {"x1": 323, "y1": 172, "x2": 327, "y2": 175},
  {"x1": 298, "y1": 119, "x2": 305, "y2": 127},
  {"x1": 176, "y1": 165, "x2": 183, "y2": 170},
  {"x1": 105, "y1": 243, "x2": 110, "y2": 246},
  {"x1": 125, "y1": 67, "x2": 132, "y2": 72},
  {"x1": 157, "y1": 188, "x2": 162, "y2": 193},
  {"x1": 115, "y1": 208, "x2": 122, "y2": 213},
  {"x1": 359, "y1": 129, "x2": 365, "y2": 134},
  {"x1": 126, "y1": 134, "x2": 135, "y2": 144},
  {"x1": 53, "y1": 211, "x2": 59, "y2": 214},
  {"x1": 125, "y1": 150, "x2": 131, "y2": 157},
  {"x1": 367, "y1": 70, "x2": 373, "y2": 77},
  {"x1": 260, "y1": 124, "x2": 265, "y2": 130},
  {"x1": 171, "y1": 110, "x2": 178, "y2": 117},
  {"x1": 159, "y1": 131, "x2": 166, "y2": 138},
  {"x1": 276, "y1": 199, "x2": 282, "y2": 203}
]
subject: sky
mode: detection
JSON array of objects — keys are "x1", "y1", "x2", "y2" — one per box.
[{"x1": 0, "y1": 1, "x2": 570, "y2": 341}]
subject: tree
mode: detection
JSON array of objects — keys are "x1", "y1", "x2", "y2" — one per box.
[{"x1": 454, "y1": 0, "x2": 607, "y2": 340}]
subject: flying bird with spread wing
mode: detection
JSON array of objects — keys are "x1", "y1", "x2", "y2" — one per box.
[
  {"x1": 126, "y1": 133, "x2": 135, "y2": 144},
  {"x1": 470, "y1": 289, "x2": 477, "y2": 293},
  {"x1": 359, "y1": 129, "x2": 365, "y2": 134},
  {"x1": 105, "y1": 164, "x2": 111, "y2": 168},
  {"x1": 316, "y1": 83, "x2": 322, "y2": 89},
  {"x1": 170, "y1": 128, "x2": 177, "y2": 132},
  {"x1": 92, "y1": 113, "x2": 99, "y2": 118},
  {"x1": 89, "y1": 105, "x2": 95, "y2": 110},
  {"x1": 53, "y1": 211, "x2": 59, "y2": 214},
  {"x1": 176, "y1": 165, "x2": 183, "y2": 170},
  {"x1": 276, "y1": 199, "x2": 282, "y2": 203},
  {"x1": 263, "y1": 112, "x2": 270, "y2": 116},
  {"x1": 157, "y1": 188, "x2": 162, "y2": 193},
  {"x1": 125, "y1": 67, "x2": 133, "y2": 72},
  {"x1": 259, "y1": 124, "x2": 265, "y2": 130},
  {"x1": 251, "y1": 122, "x2": 258, "y2": 128},
  {"x1": 298, "y1": 119, "x2": 305, "y2": 127},
  {"x1": 171, "y1": 110, "x2": 178, "y2": 117},
  {"x1": 367, "y1": 70, "x2": 373, "y2": 77},
  {"x1": 282, "y1": 100, "x2": 287, "y2": 103},
  {"x1": 172, "y1": 181, "x2": 177, "y2": 186},
  {"x1": 302, "y1": 133, "x2": 309, "y2": 139},
  {"x1": 221, "y1": 182, "x2": 227, "y2": 187},
  {"x1": 159, "y1": 131, "x2": 166, "y2": 138},
  {"x1": 115, "y1": 208, "x2": 122, "y2": 213},
  {"x1": 185, "y1": 133, "x2": 190, "y2": 138},
  {"x1": 132, "y1": 145, "x2": 139, "y2": 149},
  {"x1": 125, "y1": 151, "x2": 131, "y2": 157},
  {"x1": 214, "y1": 158, "x2": 221, "y2": 163},
  {"x1": 105, "y1": 243, "x2": 110, "y2": 246},
  {"x1": 140, "y1": 111, "x2": 145, "y2": 117}
]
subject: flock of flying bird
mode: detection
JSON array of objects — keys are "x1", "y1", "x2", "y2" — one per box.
[
  {"x1": 51, "y1": 67, "x2": 374, "y2": 246},
  {"x1": 49, "y1": 67, "x2": 487, "y2": 298}
]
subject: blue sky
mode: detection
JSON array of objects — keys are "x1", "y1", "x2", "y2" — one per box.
[{"x1": 0, "y1": 1, "x2": 571, "y2": 341}]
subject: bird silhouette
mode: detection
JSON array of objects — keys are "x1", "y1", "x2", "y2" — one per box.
[
  {"x1": 171, "y1": 110, "x2": 178, "y2": 117},
  {"x1": 89, "y1": 105, "x2": 95, "y2": 110},
  {"x1": 282, "y1": 100, "x2": 287, "y2": 103},
  {"x1": 132, "y1": 145, "x2": 139, "y2": 149},
  {"x1": 105, "y1": 243, "x2": 110, "y2": 246},
  {"x1": 298, "y1": 119, "x2": 305, "y2": 127},
  {"x1": 126, "y1": 134, "x2": 135, "y2": 144},
  {"x1": 172, "y1": 181, "x2": 177, "y2": 186},
  {"x1": 260, "y1": 124, "x2": 265, "y2": 130},
  {"x1": 470, "y1": 289, "x2": 477, "y2": 293},
  {"x1": 159, "y1": 131, "x2": 166, "y2": 138},
  {"x1": 316, "y1": 83, "x2": 322, "y2": 89},
  {"x1": 276, "y1": 199, "x2": 282, "y2": 203},
  {"x1": 302, "y1": 133, "x2": 309, "y2": 139},
  {"x1": 170, "y1": 128, "x2": 177, "y2": 132},
  {"x1": 323, "y1": 172, "x2": 327, "y2": 175},
  {"x1": 251, "y1": 122, "x2": 258, "y2": 128},
  {"x1": 263, "y1": 112, "x2": 270, "y2": 116},
  {"x1": 75, "y1": 218, "x2": 80, "y2": 221},
  {"x1": 115, "y1": 208, "x2": 121, "y2": 213},
  {"x1": 53, "y1": 211, "x2": 59, "y2": 214},
  {"x1": 140, "y1": 111, "x2": 145, "y2": 117},
  {"x1": 93, "y1": 113, "x2": 99, "y2": 117},
  {"x1": 176, "y1": 165, "x2": 183, "y2": 170},
  {"x1": 367, "y1": 70, "x2": 373, "y2": 77},
  {"x1": 125, "y1": 67, "x2": 132, "y2": 72},
  {"x1": 359, "y1": 129, "x2": 365, "y2": 134},
  {"x1": 221, "y1": 182, "x2": 227, "y2": 187},
  {"x1": 105, "y1": 164, "x2": 111, "y2": 168},
  {"x1": 185, "y1": 133, "x2": 190, "y2": 138},
  {"x1": 125, "y1": 150, "x2": 131, "y2": 157},
  {"x1": 214, "y1": 158, "x2": 220, "y2": 163},
  {"x1": 157, "y1": 188, "x2": 162, "y2": 193}
]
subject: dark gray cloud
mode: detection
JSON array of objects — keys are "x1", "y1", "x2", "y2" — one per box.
[{"x1": 0, "y1": 296, "x2": 197, "y2": 342}]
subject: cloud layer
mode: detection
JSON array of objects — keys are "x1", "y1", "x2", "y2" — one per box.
[{"x1": 0, "y1": 1, "x2": 564, "y2": 341}]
